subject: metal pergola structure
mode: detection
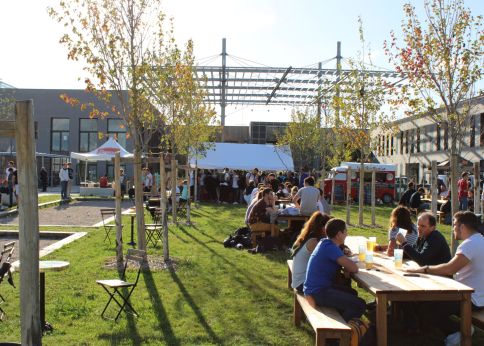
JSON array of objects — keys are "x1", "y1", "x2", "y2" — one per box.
[{"x1": 195, "y1": 39, "x2": 405, "y2": 129}]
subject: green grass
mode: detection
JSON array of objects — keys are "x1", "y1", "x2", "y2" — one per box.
[{"x1": 0, "y1": 203, "x2": 481, "y2": 345}]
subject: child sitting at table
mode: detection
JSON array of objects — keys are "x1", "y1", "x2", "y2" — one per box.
[
  {"x1": 385, "y1": 206, "x2": 418, "y2": 256},
  {"x1": 290, "y1": 212, "x2": 331, "y2": 293}
]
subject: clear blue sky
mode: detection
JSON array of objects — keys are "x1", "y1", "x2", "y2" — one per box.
[{"x1": 1, "y1": 0, "x2": 482, "y2": 124}]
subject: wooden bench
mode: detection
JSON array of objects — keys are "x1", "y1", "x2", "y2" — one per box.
[
  {"x1": 287, "y1": 260, "x2": 352, "y2": 346},
  {"x1": 437, "y1": 211, "x2": 447, "y2": 224},
  {"x1": 472, "y1": 309, "x2": 484, "y2": 330}
]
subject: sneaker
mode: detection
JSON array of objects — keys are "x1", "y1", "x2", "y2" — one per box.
[{"x1": 233, "y1": 202, "x2": 238, "y2": 205}]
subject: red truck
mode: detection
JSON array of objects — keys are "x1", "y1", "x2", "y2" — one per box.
[{"x1": 324, "y1": 162, "x2": 397, "y2": 204}]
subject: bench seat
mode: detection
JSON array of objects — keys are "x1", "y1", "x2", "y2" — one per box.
[{"x1": 288, "y1": 260, "x2": 352, "y2": 346}]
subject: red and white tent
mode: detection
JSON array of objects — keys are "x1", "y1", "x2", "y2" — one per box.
[{"x1": 70, "y1": 137, "x2": 133, "y2": 161}]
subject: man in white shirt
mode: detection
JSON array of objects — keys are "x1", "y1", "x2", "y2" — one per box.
[
  {"x1": 5, "y1": 161, "x2": 15, "y2": 179},
  {"x1": 58, "y1": 163, "x2": 70, "y2": 200},
  {"x1": 293, "y1": 176, "x2": 320, "y2": 216},
  {"x1": 407, "y1": 211, "x2": 484, "y2": 344}
]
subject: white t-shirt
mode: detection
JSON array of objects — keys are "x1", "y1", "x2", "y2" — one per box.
[
  {"x1": 455, "y1": 233, "x2": 484, "y2": 306},
  {"x1": 232, "y1": 174, "x2": 239, "y2": 189},
  {"x1": 295, "y1": 186, "x2": 320, "y2": 216}
]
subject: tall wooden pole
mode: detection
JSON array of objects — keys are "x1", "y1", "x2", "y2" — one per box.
[
  {"x1": 159, "y1": 154, "x2": 169, "y2": 261},
  {"x1": 431, "y1": 161, "x2": 438, "y2": 214},
  {"x1": 114, "y1": 152, "x2": 123, "y2": 265},
  {"x1": 371, "y1": 168, "x2": 376, "y2": 226},
  {"x1": 346, "y1": 168, "x2": 352, "y2": 225},
  {"x1": 16, "y1": 100, "x2": 42, "y2": 345},
  {"x1": 171, "y1": 159, "x2": 177, "y2": 223},
  {"x1": 473, "y1": 162, "x2": 480, "y2": 214}
]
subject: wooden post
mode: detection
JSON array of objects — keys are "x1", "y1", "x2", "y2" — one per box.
[
  {"x1": 346, "y1": 168, "x2": 351, "y2": 225},
  {"x1": 16, "y1": 100, "x2": 42, "y2": 345},
  {"x1": 114, "y1": 152, "x2": 123, "y2": 265},
  {"x1": 171, "y1": 159, "x2": 177, "y2": 223},
  {"x1": 159, "y1": 153, "x2": 169, "y2": 261},
  {"x1": 331, "y1": 173, "x2": 335, "y2": 207},
  {"x1": 474, "y1": 162, "x2": 480, "y2": 215},
  {"x1": 371, "y1": 168, "x2": 376, "y2": 226},
  {"x1": 185, "y1": 166, "x2": 191, "y2": 224},
  {"x1": 431, "y1": 161, "x2": 438, "y2": 214},
  {"x1": 193, "y1": 164, "x2": 198, "y2": 206}
]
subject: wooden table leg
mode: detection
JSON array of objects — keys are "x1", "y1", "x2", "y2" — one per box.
[
  {"x1": 376, "y1": 294, "x2": 388, "y2": 346},
  {"x1": 460, "y1": 292, "x2": 472, "y2": 346}
]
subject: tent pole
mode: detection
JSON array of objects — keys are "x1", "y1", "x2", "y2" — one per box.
[{"x1": 84, "y1": 160, "x2": 88, "y2": 183}]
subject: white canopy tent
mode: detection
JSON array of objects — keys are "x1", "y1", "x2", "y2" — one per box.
[
  {"x1": 189, "y1": 142, "x2": 294, "y2": 171},
  {"x1": 71, "y1": 137, "x2": 133, "y2": 182}
]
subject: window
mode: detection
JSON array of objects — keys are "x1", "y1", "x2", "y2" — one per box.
[
  {"x1": 405, "y1": 130, "x2": 409, "y2": 154},
  {"x1": 400, "y1": 131, "x2": 404, "y2": 154},
  {"x1": 51, "y1": 118, "x2": 70, "y2": 152},
  {"x1": 79, "y1": 118, "x2": 98, "y2": 152},
  {"x1": 410, "y1": 130, "x2": 415, "y2": 153},
  {"x1": 443, "y1": 121, "x2": 449, "y2": 150},
  {"x1": 470, "y1": 115, "x2": 475, "y2": 147},
  {"x1": 436, "y1": 123, "x2": 441, "y2": 151},
  {"x1": 416, "y1": 128, "x2": 420, "y2": 152},
  {"x1": 107, "y1": 119, "x2": 127, "y2": 148},
  {"x1": 480, "y1": 113, "x2": 484, "y2": 147},
  {"x1": 391, "y1": 136, "x2": 394, "y2": 156}
]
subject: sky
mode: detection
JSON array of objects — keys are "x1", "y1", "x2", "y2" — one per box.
[{"x1": 1, "y1": 0, "x2": 483, "y2": 125}]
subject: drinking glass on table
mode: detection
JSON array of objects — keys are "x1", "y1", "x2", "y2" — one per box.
[
  {"x1": 358, "y1": 243, "x2": 366, "y2": 262},
  {"x1": 365, "y1": 251, "x2": 374, "y2": 269},
  {"x1": 394, "y1": 249, "x2": 403, "y2": 268},
  {"x1": 367, "y1": 237, "x2": 376, "y2": 252}
]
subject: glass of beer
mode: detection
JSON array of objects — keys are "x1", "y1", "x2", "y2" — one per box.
[
  {"x1": 367, "y1": 237, "x2": 376, "y2": 252},
  {"x1": 358, "y1": 244, "x2": 366, "y2": 262},
  {"x1": 394, "y1": 249, "x2": 403, "y2": 269},
  {"x1": 365, "y1": 251, "x2": 374, "y2": 269}
]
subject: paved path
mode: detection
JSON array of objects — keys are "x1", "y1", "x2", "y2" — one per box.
[{"x1": 0, "y1": 199, "x2": 133, "y2": 227}]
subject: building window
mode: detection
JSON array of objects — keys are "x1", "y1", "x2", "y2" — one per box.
[
  {"x1": 416, "y1": 128, "x2": 420, "y2": 152},
  {"x1": 436, "y1": 123, "x2": 441, "y2": 151},
  {"x1": 480, "y1": 113, "x2": 484, "y2": 147},
  {"x1": 400, "y1": 131, "x2": 404, "y2": 154},
  {"x1": 443, "y1": 121, "x2": 448, "y2": 150},
  {"x1": 405, "y1": 130, "x2": 409, "y2": 154},
  {"x1": 391, "y1": 135, "x2": 394, "y2": 155},
  {"x1": 51, "y1": 118, "x2": 70, "y2": 152},
  {"x1": 410, "y1": 130, "x2": 415, "y2": 153},
  {"x1": 470, "y1": 115, "x2": 475, "y2": 147},
  {"x1": 107, "y1": 118, "x2": 127, "y2": 148},
  {"x1": 79, "y1": 118, "x2": 98, "y2": 152},
  {"x1": 34, "y1": 121, "x2": 38, "y2": 140}
]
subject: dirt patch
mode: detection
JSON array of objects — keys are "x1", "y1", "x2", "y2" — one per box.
[
  {"x1": 103, "y1": 255, "x2": 177, "y2": 272},
  {"x1": 0, "y1": 199, "x2": 133, "y2": 226}
]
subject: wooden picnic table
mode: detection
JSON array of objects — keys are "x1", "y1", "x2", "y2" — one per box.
[{"x1": 345, "y1": 237, "x2": 473, "y2": 346}]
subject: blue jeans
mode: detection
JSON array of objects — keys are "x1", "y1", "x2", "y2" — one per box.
[
  {"x1": 310, "y1": 285, "x2": 366, "y2": 322},
  {"x1": 459, "y1": 196, "x2": 468, "y2": 211},
  {"x1": 60, "y1": 181, "x2": 68, "y2": 200}
]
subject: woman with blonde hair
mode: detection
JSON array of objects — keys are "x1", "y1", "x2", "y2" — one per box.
[{"x1": 290, "y1": 211, "x2": 332, "y2": 293}]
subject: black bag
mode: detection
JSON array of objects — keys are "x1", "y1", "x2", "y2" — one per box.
[{"x1": 223, "y1": 227, "x2": 252, "y2": 249}]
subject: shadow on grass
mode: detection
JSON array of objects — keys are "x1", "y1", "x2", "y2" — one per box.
[
  {"x1": 167, "y1": 266, "x2": 222, "y2": 345},
  {"x1": 177, "y1": 225, "x2": 287, "y2": 301},
  {"x1": 142, "y1": 268, "x2": 180, "y2": 346}
]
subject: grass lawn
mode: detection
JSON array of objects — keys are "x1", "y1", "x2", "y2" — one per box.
[{"x1": 0, "y1": 203, "x2": 482, "y2": 345}]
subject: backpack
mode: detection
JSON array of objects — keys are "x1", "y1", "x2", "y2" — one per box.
[{"x1": 223, "y1": 227, "x2": 252, "y2": 249}]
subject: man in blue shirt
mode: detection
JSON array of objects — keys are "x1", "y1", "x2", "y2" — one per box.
[{"x1": 304, "y1": 218, "x2": 365, "y2": 322}]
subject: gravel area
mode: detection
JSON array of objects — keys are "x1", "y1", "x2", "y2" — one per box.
[{"x1": 0, "y1": 199, "x2": 133, "y2": 226}]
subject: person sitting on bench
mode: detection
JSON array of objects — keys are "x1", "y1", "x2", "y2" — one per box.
[
  {"x1": 290, "y1": 212, "x2": 332, "y2": 293},
  {"x1": 247, "y1": 188, "x2": 277, "y2": 227},
  {"x1": 304, "y1": 218, "x2": 365, "y2": 322}
]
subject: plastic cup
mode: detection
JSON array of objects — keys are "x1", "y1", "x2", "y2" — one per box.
[
  {"x1": 367, "y1": 237, "x2": 376, "y2": 252},
  {"x1": 394, "y1": 249, "x2": 403, "y2": 268},
  {"x1": 358, "y1": 244, "x2": 366, "y2": 261},
  {"x1": 365, "y1": 251, "x2": 374, "y2": 269}
]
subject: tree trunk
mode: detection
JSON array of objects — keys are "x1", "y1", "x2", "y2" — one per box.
[
  {"x1": 171, "y1": 158, "x2": 177, "y2": 224},
  {"x1": 114, "y1": 152, "x2": 123, "y2": 265},
  {"x1": 431, "y1": 161, "x2": 438, "y2": 214},
  {"x1": 186, "y1": 165, "x2": 191, "y2": 224},
  {"x1": 450, "y1": 151, "x2": 459, "y2": 254},
  {"x1": 473, "y1": 162, "x2": 480, "y2": 214},
  {"x1": 159, "y1": 154, "x2": 169, "y2": 261},
  {"x1": 371, "y1": 168, "x2": 376, "y2": 226},
  {"x1": 133, "y1": 139, "x2": 146, "y2": 251},
  {"x1": 346, "y1": 167, "x2": 352, "y2": 224},
  {"x1": 358, "y1": 161, "x2": 364, "y2": 226}
]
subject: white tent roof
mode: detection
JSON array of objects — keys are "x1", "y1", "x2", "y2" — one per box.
[
  {"x1": 70, "y1": 137, "x2": 133, "y2": 161},
  {"x1": 189, "y1": 143, "x2": 294, "y2": 171}
]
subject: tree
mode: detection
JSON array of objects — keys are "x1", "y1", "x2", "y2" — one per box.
[
  {"x1": 49, "y1": 0, "x2": 165, "y2": 256},
  {"x1": 143, "y1": 27, "x2": 218, "y2": 226},
  {"x1": 333, "y1": 18, "x2": 397, "y2": 226},
  {"x1": 385, "y1": 0, "x2": 483, "y2": 252}
]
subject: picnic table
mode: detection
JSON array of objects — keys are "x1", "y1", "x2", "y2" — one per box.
[{"x1": 345, "y1": 236, "x2": 474, "y2": 346}]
